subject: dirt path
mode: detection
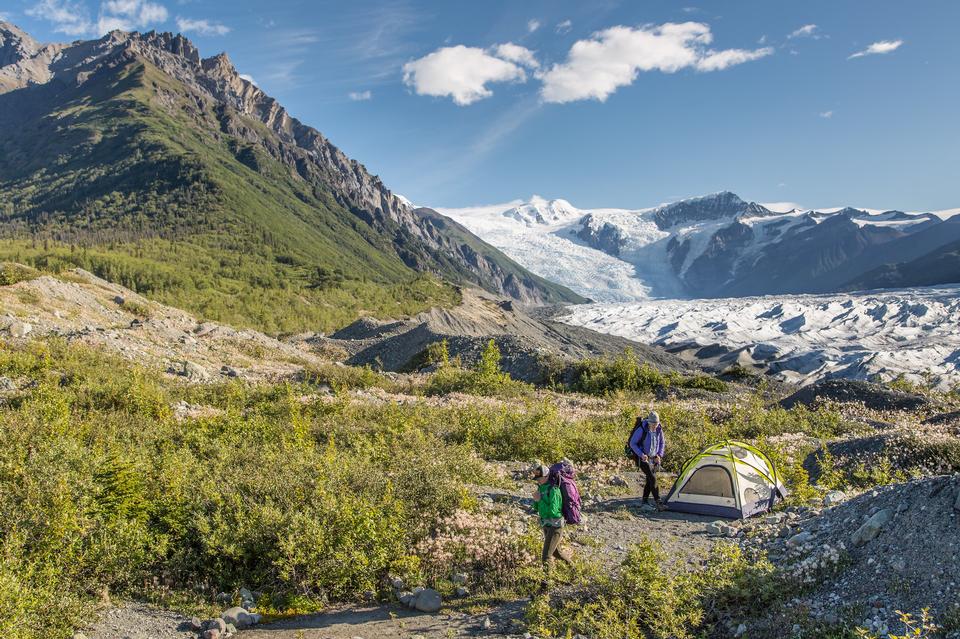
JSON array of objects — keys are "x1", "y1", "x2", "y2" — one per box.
[{"x1": 82, "y1": 474, "x2": 717, "y2": 639}]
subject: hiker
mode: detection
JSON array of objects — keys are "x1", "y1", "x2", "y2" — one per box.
[
  {"x1": 628, "y1": 411, "x2": 666, "y2": 509},
  {"x1": 531, "y1": 464, "x2": 572, "y2": 579}
]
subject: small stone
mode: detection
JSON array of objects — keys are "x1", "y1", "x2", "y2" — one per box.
[
  {"x1": 392, "y1": 577, "x2": 405, "y2": 590},
  {"x1": 456, "y1": 586, "x2": 469, "y2": 597},
  {"x1": 221, "y1": 365, "x2": 240, "y2": 378},
  {"x1": 706, "y1": 521, "x2": 725, "y2": 535},
  {"x1": 765, "y1": 513, "x2": 786, "y2": 524},
  {"x1": 481, "y1": 616, "x2": 492, "y2": 630},
  {"x1": 413, "y1": 588, "x2": 442, "y2": 613},
  {"x1": 203, "y1": 630, "x2": 220, "y2": 639},
  {"x1": 225, "y1": 624, "x2": 237, "y2": 634},
  {"x1": 189, "y1": 617, "x2": 203, "y2": 632}
]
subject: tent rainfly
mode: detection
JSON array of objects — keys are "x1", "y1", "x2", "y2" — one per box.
[{"x1": 663, "y1": 441, "x2": 787, "y2": 519}]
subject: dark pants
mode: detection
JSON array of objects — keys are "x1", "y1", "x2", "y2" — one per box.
[
  {"x1": 541, "y1": 525, "x2": 572, "y2": 567},
  {"x1": 637, "y1": 459, "x2": 661, "y2": 503}
]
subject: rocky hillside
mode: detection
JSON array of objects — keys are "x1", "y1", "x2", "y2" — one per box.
[{"x1": 0, "y1": 22, "x2": 583, "y2": 334}]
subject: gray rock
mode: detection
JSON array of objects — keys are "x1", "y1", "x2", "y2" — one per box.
[
  {"x1": 455, "y1": 586, "x2": 469, "y2": 597},
  {"x1": 221, "y1": 365, "x2": 240, "y2": 378},
  {"x1": 851, "y1": 508, "x2": 893, "y2": 546},
  {"x1": 787, "y1": 531, "x2": 813, "y2": 547},
  {"x1": 391, "y1": 577, "x2": 405, "y2": 590},
  {"x1": 179, "y1": 360, "x2": 210, "y2": 381},
  {"x1": 203, "y1": 630, "x2": 221, "y2": 639},
  {"x1": 765, "y1": 512, "x2": 786, "y2": 524},
  {"x1": 0, "y1": 376, "x2": 16, "y2": 391},
  {"x1": 399, "y1": 591, "x2": 414, "y2": 606},
  {"x1": 451, "y1": 572, "x2": 468, "y2": 585},
  {"x1": 706, "y1": 521, "x2": 725, "y2": 535},
  {"x1": 205, "y1": 618, "x2": 227, "y2": 633},
  {"x1": 9, "y1": 321, "x2": 32, "y2": 337},
  {"x1": 823, "y1": 491, "x2": 846, "y2": 507},
  {"x1": 225, "y1": 623, "x2": 237, "y2": 634},
  {"x1": 189, "y1": 617, "x2": 203, "y2": 632},
  {"x1": 221, "y1": 607, "x2": 253, "y2": 628},
  {"x1": 481, "y1": 616, "x2": 492, "y2": 630},
  {"x1": 413, "y1": 588, "x2": 442, "y2": 613}
]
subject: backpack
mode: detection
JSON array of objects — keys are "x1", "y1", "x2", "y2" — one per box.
[
  {"x1": 549, "y1": 461, "x2": 582, "y2": 525},
  {"x1": 624, "y1": 420, "x2": 649, "y2": 461}
]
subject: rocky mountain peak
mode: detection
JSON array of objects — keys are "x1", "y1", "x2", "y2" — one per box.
[
  {"x1": 652, "y1": 191, "x2": 774, "y2": 229},
  {"x1": 0, "y1": 21, "x2": 42, "y2": 66}
]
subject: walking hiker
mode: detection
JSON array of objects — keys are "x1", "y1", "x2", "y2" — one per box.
[
  {"x1": 531, "y1": 464, "x2": 572, "y2": 583},
  {"x1": 627, "y1": 411, "x2": 666, "y2": 509}
]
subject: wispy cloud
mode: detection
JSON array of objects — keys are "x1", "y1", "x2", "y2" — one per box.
[
  {"x1": 819, "y1": 110, "x2": 833, "y2": 119},
  {"x1": 555, "y1": 19, "x2": 572, "y2": 35},
  {"x1": 849, "y1": 39, "x2": 903, "y2": 59},
  {"x1": 26, "y1": 0, "x2": 169, "y2": 37},
  {"x1": 349, "y1": 90, "x2": 372, "y2": 101},
  {"x1": 176, "y1": 16, "x2": 230, "y2": 36},
  {"x1": 494, "y1": 43, "x2": 539, "y2": 69},
  {"x1": 239, "y1": 73, "x2": 257, "y2": 86},
  {"x1": 539, "y1": 22, "x2": 773, "y2": 103},
  {"x1": 527, "y1": 19, "x2": 540, "y2": 33},
  {"x1": 788, "y1": 24, "x2": 819, "y2": 39}
]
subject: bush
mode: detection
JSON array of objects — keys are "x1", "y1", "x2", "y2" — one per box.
[
  {"x1": 424, "y1": 340, "x2": 530, "y2": 397},
  {"x1": 569, "y1": 350, "x2": 728, "y2": 396}
]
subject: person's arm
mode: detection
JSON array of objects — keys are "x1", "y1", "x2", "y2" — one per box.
[
  {"x1": 547, "y1": 485, "x2": 563, "y2": 519},
  {"x1": 656, "y1": 430, "x2": 665, "y2": 458},
  {"x1": 629, "y1": 422, "x2": 646, "y2": 458}
]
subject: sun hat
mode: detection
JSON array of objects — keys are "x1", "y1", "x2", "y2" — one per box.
[{"x1": 531, "y1": 464, "x2": 550, "y2": 478}]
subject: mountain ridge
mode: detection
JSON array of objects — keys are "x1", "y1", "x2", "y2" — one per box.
[
  {"x1": 0, "y1": 22, "x2": 584, "y2": 333},
  {"x1": 439, "y1": 192, "x2": 960, "y2": 302}
]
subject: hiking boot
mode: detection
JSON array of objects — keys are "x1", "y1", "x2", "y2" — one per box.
[{"x1": 655, "y1": 500, "x2": 667, "y2": 511}]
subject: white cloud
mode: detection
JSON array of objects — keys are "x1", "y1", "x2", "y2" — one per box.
[
  {"x1": 788, "y1": 24, "x2": 818, "y2": 39},
  {"x1": 695, "y1": 46, "x2": 773, "y2": 71},
  {"x1": 26, "y1": 0, "x2": 92, "y2": 35},
  {"x1": 819, "y1": 110, "x2": 833, "y2": 118},
  {"x1": 26, "y1": 0, "x2": 169, "y2": 36},
  {"x1": 176, "y1": 17, "x2": 230, "y2": 35},
  {"x1": 348, "y1": 90, "x2": 372, "y2": 101},
  {"x1": 555, "y1": 19, "x2": 572, "y2": 35},
  {"x1": 539, "y1": 22, "x2": 773, "y2": 103},
  {"x1": 758, "y1": 35, "x2": 767, "y2": 45},
  {"x1": 527, "y1": 19, "x2": 540, "y2": 33},
  {"x1": 239, "y1": 73, "x2": 257, "y2": 86},
  {"x1": 849, "y1": 39, "x2": 903, "y2": 59},
  {"x1": 493, "y1": 42, "x2": 539, "y2": 69},
  {"x1": 403, "y1": 44, "x2": 527, "y2": 106}
]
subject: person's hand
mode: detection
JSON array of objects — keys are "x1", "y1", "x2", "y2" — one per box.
[
  {"x1": 653, "y1": 455, "x2": 661, "y2": 464},
  {"x1": 532, "y1": 486, "x2": 541, "y2": 500},
  {"x1": 641, "y1": 454, "x2": 649, "y2": 462}
]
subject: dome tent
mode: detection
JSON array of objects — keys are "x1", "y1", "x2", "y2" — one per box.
[{"x1": 664, "y1": 441, "x2": 787, "y2": 519}]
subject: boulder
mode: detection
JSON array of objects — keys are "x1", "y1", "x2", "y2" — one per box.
[
  {"x1": 221, "y1": 607, "x2": 255, "y2": 628},
  {"x1": 180, "y1": 360, "x2": 210, "y2": 381},
  {"x1": 851, "y1": 508, "x2": 892, "y2": 546},
  {"x1": 787, "y1": 531, "x2": 813, "y2": 547},
  {"x1": 413, "y1": 588, "x2": 442, "y2": 613},
  {"x1": 9, "y1": 321, "x2": 31, "y2": 337},
  {"x1": 823, "y1": 491, "x2": 846, "y2": 507},
  {"x1": 205, "y1": 618, "x2": 226, "y2": 633}
]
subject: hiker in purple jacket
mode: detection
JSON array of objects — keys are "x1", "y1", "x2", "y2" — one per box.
[{"x1": 629, "y1": 411, "x2": 666, "y2": 509}]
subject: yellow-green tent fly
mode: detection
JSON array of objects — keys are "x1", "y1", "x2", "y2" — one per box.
[{"x1": 663, "y1": 441, "x2": 787, "y2": 519}]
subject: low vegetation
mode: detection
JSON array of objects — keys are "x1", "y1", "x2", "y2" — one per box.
[{"x1": 1, "y1": 335, "x2": 952, "y2": 638}]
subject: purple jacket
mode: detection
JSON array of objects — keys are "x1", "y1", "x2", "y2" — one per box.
[{"x1": 629, "y1": 420, "x2": 665, "y2": 458}]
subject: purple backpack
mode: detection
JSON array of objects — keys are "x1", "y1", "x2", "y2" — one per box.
[{"x1": 549, "y1": 461, "x2": 582, "y2": 525}]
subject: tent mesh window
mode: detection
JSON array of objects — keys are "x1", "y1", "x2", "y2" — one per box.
[{"x1": 680, "y1": 465, "x2": 734, "y2": 498}]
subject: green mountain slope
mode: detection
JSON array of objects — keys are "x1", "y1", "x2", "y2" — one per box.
[{"x1": 0, "y1": 25, "x2": 584, "y2": 333}]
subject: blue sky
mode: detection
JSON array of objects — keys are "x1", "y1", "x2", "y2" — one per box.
[{"x1": 6, "y1": 0, "x2": 960, "y2": 210}]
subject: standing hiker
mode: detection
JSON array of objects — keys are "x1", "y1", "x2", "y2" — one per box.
[
  {"x1": 531, "y1": 464, "x2": 572, "y2": 581},
  {"x1": 627, "y1": 411, "x2": 666, "y2": 509}
]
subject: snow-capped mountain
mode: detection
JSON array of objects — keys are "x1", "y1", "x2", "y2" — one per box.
[{"x1": 438, "y1": 192, "x2": 960, "y2": 302}]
